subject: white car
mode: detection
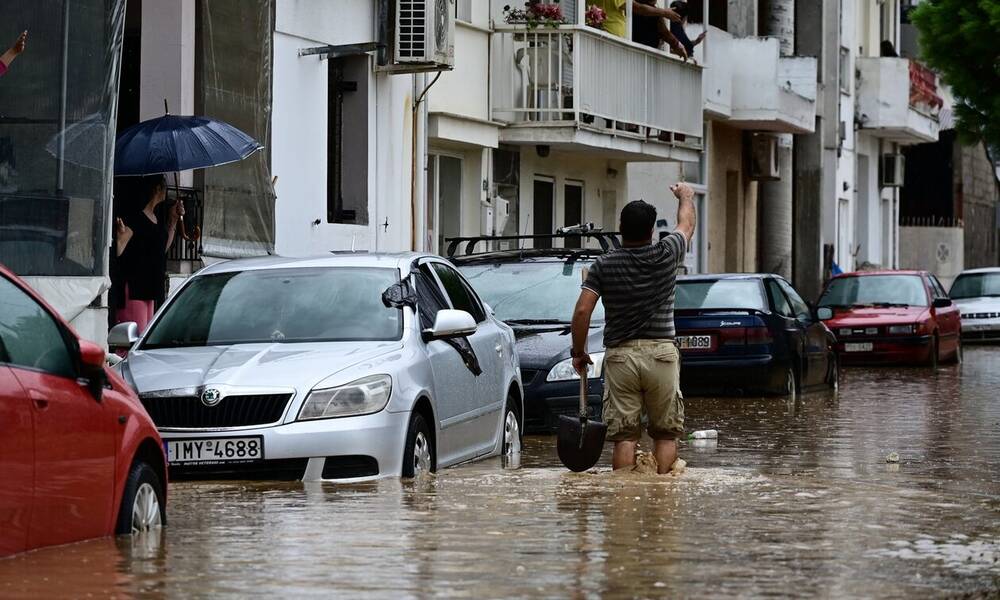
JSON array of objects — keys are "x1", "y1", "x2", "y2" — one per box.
[
  {"x1": 110, "y1": 253, "x2": 523, "y2": 482},
  {"x1": 950, "y1": 267, "x2": 1000, "y2": 342}
]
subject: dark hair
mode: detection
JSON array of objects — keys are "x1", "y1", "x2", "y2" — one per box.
[
  {"x1": 619, "y1": 200, "x2": 657, "y2": 243},
  {"x1": 670, "y1": 1, "x2": 688, "y2": 18},
  {"x1": 141, "y1": 174, "x2": 166, "y2": 201}
]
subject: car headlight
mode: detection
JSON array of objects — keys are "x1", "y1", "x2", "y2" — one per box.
[
  {"x1": 546, "y1": 352, "x2": 605, "y2": 382},
  {"x1": 888, "y1": 325, "x2": 915, "y2": 335},
  {"x1": 298, "y1": 374, "x2": 392, "y2": 420}
]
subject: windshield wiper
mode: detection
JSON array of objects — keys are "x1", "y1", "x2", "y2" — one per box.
[
  {"x1": 505, "y1": 319, "x2": 568, "y2": 326},
  {"x1": 870, "y1": 302, "x2": 910, "y2": 308}
]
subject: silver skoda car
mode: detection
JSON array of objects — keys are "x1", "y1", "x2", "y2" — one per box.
[{"x1": 111, "y1": 253, "x2": 523, "y2": 482}]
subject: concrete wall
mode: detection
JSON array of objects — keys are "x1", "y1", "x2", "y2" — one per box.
[
  {"x1": 957, "y1": 142, "x2": 1000, "y2": 268},
  {"x1": 899, "y1": 226, "x2": 964, "y2": 289},
  {"x1": 708, "y1": 122, "x2": 757, "y2": 273},
  {"x1": 271, "y1": 1, "x2": 415, "y2": 255}
]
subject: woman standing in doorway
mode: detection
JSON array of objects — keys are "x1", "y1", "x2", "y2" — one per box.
[{"x1": 113, "y1": 174, "x2": 183, "y2": 332}]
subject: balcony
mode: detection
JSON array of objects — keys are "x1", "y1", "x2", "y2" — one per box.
[
  {"x1": 490, "y1": 25, "x2": 703, "y2": 162},
  {"x1": 856, "y1": 57, "x2": 942, "y2": 144},
  {"x1": 703, "y1": 31, "x2": 817, "y2": 134}
]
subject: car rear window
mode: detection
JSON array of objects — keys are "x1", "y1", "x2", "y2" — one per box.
[{"x1": 676, "y1": 280, "x2": 767, "y2": 311}]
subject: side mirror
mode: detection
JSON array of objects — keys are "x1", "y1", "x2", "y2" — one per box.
[
  {"x1": 108, "y1": 321, "x2": 139, "y2": 350},
  {"x1": 816, "y1": 307, "x2": 834, "y2": 321},
  {"x1": 78, "y1": 340, "x2": 107, "y2": 401},
  {"x1": 425, "y1": 309, "x2": 477, "y2": 340},
  {"x1": 932, "y1": 297, "x2": 952, "y2": 309}
]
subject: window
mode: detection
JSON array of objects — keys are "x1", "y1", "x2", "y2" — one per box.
[
  {"x1": 675, "y1": 280, "x2": 768, "y2": 312},
  {"x1": 818, "y1": 275, "x2": 929, "y2": 308},
  {"x1": 765, "y1": 279, "x2": 795, "y2": 318},
  {"x1": 431, "y1": 263, "x2": 486, "y2": 322},
  {"x1": 456, "y1": 0, "x2": 472, "y2": 22},
  {"x1": 328, "y1": 55, "x2": 369, "y2": 225},
  {"x1": 928, "y1": 275, "x2": 947, "y2": 300},
  {"x1": 778, "y1": 279, "x2": 813, "y2": 321},
  {"x1": 0, "y1": 277, "x2": 75, "y2": 378}
]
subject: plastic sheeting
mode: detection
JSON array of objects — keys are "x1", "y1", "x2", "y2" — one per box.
[
  {"x1": 198, "y1": 0, "x2": 275, "y2": 258},
  {"x1": 0, "y1": 0, "x2": 125, "y2": 276}
]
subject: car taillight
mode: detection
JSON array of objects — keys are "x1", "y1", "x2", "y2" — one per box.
[{"x1": 745, "y1": 327, "x2": 774, "y2": 345}]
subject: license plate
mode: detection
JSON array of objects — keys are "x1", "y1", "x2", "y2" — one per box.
[
  {"x1": 844, "y1": 342, "x2": 873, "y2": 352},
  {"x1": 677, "y1": 335, "x2": 714, "y2": 351},
  {"x1": 165, "y1": 436, "x2": 264, "y2": 465}
]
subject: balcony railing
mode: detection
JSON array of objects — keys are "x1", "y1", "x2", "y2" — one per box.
[
  {"x1": 857, "y1": 57, "x2": 940, "y2": 144},
  {"x1": 491, "y1": 25, "x2": 703, "y2": 149}
]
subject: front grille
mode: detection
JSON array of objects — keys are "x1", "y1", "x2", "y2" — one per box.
[
  {"x1": 141, "y1": 393, "x2": 293, "y2": 429},
  {"x1": 963, "y1": 312, "x2": 1000, "y2": 320}
]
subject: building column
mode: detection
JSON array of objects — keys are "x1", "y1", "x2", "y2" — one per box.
[
  {"x1": 757, "y1": 0, "x2": 794, "y2": 278},
  {"x1": 139, "y1": 0, "x2": 196, "y2": 186}
]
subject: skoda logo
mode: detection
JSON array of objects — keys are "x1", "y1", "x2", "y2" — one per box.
[{"x1": 201, "y1": 388, "x2": 223, "y2": 407}]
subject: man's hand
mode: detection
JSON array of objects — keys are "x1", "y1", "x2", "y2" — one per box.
[
  {"x1": 632, "y1": 2, "x2": 682, "y2": 22},
  {"x1": 670, "y1": 182, "x2": 697, "y2": 243},
  {"x1": 572, "y1": 353, "x2": 593, "y2": 377}
]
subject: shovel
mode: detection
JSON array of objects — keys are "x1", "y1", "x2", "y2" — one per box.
[{"x1": 556, "y1": 365, "x2": 608, "y2": 472}]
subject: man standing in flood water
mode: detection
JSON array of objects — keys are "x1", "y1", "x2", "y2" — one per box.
[{"x1": 569, "y1": 183, "x2": 696, "y2": 474}]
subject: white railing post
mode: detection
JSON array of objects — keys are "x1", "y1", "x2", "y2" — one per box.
[{"x1": 577, "y1": 0, "x2": 586, "y2": 26}]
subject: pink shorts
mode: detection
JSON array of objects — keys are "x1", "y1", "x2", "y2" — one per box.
[{"x1": 115, "y1": 284, "x2": 154, "y2": 333}]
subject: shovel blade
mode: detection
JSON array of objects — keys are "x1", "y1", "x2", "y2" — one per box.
[{"x1": 556, "y1": 415, "x2": 608, "y2": 472}]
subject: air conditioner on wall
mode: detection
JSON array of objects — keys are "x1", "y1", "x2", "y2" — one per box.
[
  {"x1": 881, "y1": 153, "x2": 905, "y2": 187},
  {"x1": 750, "y1": 134, "x2": 780, "y2": 181},
  {"x1": 383, "y1": 0, "x2": 455, "y2": 73}
]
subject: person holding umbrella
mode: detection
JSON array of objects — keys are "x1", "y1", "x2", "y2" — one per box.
[
  {"x1": 112, "y1": 174, "x2": 184, "y2": 333},
  {"x1": 0, "y1": 30, "x2": 27, "y2": 77}
]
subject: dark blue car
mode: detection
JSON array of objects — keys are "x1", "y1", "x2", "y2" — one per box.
[{"x1": 675, "y1": 274, "x2": 839, "y2": 397}]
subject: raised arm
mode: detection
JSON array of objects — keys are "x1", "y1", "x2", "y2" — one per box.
[
  {"x1": 656, "y1": 16, "x2": 688, "y2": 59},
  {"x1": 671, "y1": 182, "x2": 697, "y2": 243},
  {"x1": 632, "y1": 2, "x2": 681, "y2": 22},
  {"x1": 0, "y1": 31, "x2": 27, "y2": 70}
]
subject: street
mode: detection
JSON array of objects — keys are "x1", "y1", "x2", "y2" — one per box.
[{"x1": 1, "y1": 348, "x2": 998, "y2": 598}]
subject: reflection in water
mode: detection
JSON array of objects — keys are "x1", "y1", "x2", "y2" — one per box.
[{"x1": 1, "y1": 348, "x2": 999, "y2": 597}]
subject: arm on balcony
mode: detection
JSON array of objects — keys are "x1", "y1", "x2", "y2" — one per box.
[
  {"x1": 632, "y1": 2, "x2": 681, "y2": 21},
  {"x1": 656, "y1": 18, "x2": 688, "y2": 60}
]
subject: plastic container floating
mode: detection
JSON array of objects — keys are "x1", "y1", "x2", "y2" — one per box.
[{"x1": 688, "y1": 429, "x2": 718, "y2": 440}]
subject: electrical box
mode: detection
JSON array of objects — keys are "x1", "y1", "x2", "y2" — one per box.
[{"x1": 481, "y1": 204, "x2": 494, "y2": 236}]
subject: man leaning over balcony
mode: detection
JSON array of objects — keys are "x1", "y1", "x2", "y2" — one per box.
[{"x1": 594, "y1": 0, "x2": 681, "y2": 39}]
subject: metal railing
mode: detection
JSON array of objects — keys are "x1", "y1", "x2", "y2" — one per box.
[
  {"x1": 165, "y1": 187, "x2": 203, "y2": 263},
  {"x1": 491, "y1": 25, "x2": 703, "y2": 144}
]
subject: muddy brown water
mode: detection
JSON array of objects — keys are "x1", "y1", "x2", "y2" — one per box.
[{"x1": 2, "y1": 348, "x2": 1000, "y2": 598}]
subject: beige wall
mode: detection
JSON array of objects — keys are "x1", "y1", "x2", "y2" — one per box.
[{"x1": 707, "y1": 122, "x2": 757, "y2": 273}]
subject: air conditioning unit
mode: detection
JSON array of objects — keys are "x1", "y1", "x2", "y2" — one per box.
[
  {"x1": 881, "y1": 153, "x2": 905, "y2": 187},
  {"x1": 750, "y1": 134, "x2": 780, "y2": 181},
  {"x1": 384, "y1": 0, "x2": 455, "y2": 73}
]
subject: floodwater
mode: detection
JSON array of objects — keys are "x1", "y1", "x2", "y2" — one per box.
[{"x1": 3, "y1": 349, "x2": 1000, "y2": 599}]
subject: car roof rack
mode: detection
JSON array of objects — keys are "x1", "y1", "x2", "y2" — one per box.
[{"x1": 445, "y1": 223, "x2": 621, "y2": 258}]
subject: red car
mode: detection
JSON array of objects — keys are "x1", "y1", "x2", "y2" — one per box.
[
  {"x1": 0, "y1": 266, "x2": 167, "y2": 557},
  {"x1": 817, "y1": 270, "x2": 962, "y2": 367}
]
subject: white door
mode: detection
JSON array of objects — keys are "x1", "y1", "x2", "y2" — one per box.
[{"x1": 429, "y1": 262, "x2": 504, "y2": 456}]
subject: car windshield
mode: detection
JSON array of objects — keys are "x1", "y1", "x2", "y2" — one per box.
[
  {"x1": 949, "y1": 273, "x2": 1000, "y2": 299},
  {"x1": 142, "y1": 267, "x2": 402, "y2": 349},
  {"x1": 818, "y1": 275, "x2": 928, "y2": 308},
  {"x1": 676, "y1": 280, "x2": 767, "y2": 311},
  {"x1": 458, "y1": 260, "x2": 604, "y2": 324}
]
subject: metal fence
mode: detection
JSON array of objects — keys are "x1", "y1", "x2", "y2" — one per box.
[{"x1": 166, "y1": 187, "x2": 204, "y2": 264}]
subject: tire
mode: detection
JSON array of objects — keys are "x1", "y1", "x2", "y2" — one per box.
[
  {"x1": 501, "y1": 392, "x2": 522, "y2": 466},
  {"x1": 780, "y1": 366, "x2": 798, "y2": 400},
  {"x1": 402, "y1": 412, "x2": 435, "y2": 478},
  {"x1": 115, "y1": 461, "x2": 165, "y2": 535},
  {"x1": 826, "y1": 352, "x2": 840, "y2": 392},
  {"x1": 928, "y1": 335, "x2": 939, "y2": 369}
]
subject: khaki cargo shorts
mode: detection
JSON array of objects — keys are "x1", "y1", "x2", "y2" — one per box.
[{"x1": 602, "y1": 339, "x2": 685, "y2": 441}]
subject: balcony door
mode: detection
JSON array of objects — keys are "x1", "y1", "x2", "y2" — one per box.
[
  {"x1": 428, "y1": 154, "x2": 463, "y2": 255},
  {"x1": 533, "y1": 178, "x2": 554, "y2": 249}
]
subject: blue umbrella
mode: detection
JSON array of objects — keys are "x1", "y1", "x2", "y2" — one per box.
[{"x1": 114, "y1": 114, "x2": 262, "y2": 176}]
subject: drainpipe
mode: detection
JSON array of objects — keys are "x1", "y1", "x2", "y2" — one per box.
[{"x1": 411, "y1": 71, "x2": 441, "y2": 252}]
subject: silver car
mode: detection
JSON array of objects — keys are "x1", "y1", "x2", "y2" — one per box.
[
  {"x1": 951, "y1": 267, "x2": 1000, "y2": 342},
  {"x1": 111, "y1": 253, "x2": 523, "y2": 482}
]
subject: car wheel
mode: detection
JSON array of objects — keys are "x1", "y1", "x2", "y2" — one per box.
[
  {"x1": 502, "y1": 393, "x2": 522, "y2": 466},
  {"x1": 115, "y1": 461, "x2": 165, "y2": 535},
  {"x1": 827, "y1": 353, "x2": 839, "y2": 392},
  {"x1": 402, "y1": 412, "x2": 435, "y2": 478},
  {"x1": 782, "y1": 366, "x2": 798, "y2": 400},
  {"x1": 928, "y1": 335, "x2": 939, "y2": 369}
]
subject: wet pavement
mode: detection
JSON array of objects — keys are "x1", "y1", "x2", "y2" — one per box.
[{"x1": 2, "y1": 348, "x2": 1000, "y2": 598}]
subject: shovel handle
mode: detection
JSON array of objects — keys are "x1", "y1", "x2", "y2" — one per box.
[{"x1": 579, "y1": 372, "x2": 588, "y2": 418}]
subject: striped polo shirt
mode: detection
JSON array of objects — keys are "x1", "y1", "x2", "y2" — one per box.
[{"x1": 582, "y1": 231, "x2": 687, "y2": 348}]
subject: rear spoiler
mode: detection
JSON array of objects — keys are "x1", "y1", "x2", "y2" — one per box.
[{"x1": 675, "y1": 308, "x2": 770, "y2": 317}]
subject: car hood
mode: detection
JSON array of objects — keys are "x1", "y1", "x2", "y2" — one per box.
[
  {"x1": 954, "y1": 297, "x2": 1000, "y2": 312},
  {"x1": 511, "y1": 324, "x2": 604, "y2": 368},
  {"x1": 824, "y1": 306, "x2": 929, "y2": 327},
  {"x1": 125, "y1": 341, "x2": 405, "y2": 395}
]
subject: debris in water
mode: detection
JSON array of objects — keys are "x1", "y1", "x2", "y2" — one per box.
[
  {"x1": 886, "y1": 452, "x2": 900, "y2": 463},
  {"x1": 688, "y1": 429, "x2": 718, "y2": 440}
]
